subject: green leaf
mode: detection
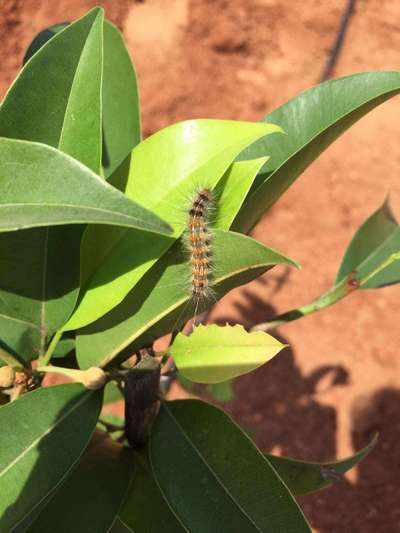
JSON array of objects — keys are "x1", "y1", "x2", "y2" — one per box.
[
  {"x1": 103, "y1": 381, "x2": 124, "y2": 405},
  {"x1": 336, "y1": 199, "x2": 400, "y2": 288},
  {"x1": 0, "y1": 139, "x2": 171, "y2": 235},
  {"x1": 67, "y1": 120, "x2": 281, "y2": 331},
  {"x1": 118, "y1": 452, "x2": 184, "y2": 532},
  {"x1": 21, "y1": 17, "x2": 141, "y2": 180},
  {"x1": 76, "y1": 229, "x2": 298, "y2": 369},
  {"x1": 0, "y1": 224, "x2": 81, "y2": 363},
  {"x1": 0, "y1": 383, "x2": 102, "y2": 531},
  {"x1": 108, "y1": 518, "x2": 132, "y2": 533},
  {"x1": 214, "y1": 157, "x2": 268, "y2": 230},
  {"x1": 0, "y1": 314, "x2": 41, "y2": 364},
  {"x1": 234, "y1": 71, "x2": 400, "y2": 232},
  {"x1": 102, "y1": 21, "x2": 141, "y2": 178},
  {"x1": 0, "y1": 9, "x2": 104, "y2": 359},
  {"x1": 97, "y1": 414, "x2": 125, "y2": 443},
  {"x1": 27, "y1": 432, "x2": 134, "y2": 533},
  {"x1": 52, "y1": 338, "x2": 75, "y2": 359},
  {"x1": 0, "y1": 139, "x2": 171, "y2": 362},
  {"x1": 150, "y1": 400, "x2": 310, "y2": 532},
  {"x1": 126, "y1": 120, "x2": 282, "y2": 226},
  {"x1": 207, "y1": 379, "x2": 234, "y2": 403},
  {"x1": 171, "y1": 324, "x2": 285, "y2": 383},
  {"x1": 0, "y1": 8, "x2": 103, "y2": 173},
  {"x1": 266, "y1": 435, "x2": 377, "y2": 496},
  {"x1": 23, "y1": 23, "x2": 69, "y2": 64}
]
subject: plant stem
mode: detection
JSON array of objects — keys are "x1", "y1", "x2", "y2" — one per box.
[
  {"x1": 98, "y1": 418, "x2": 124, "y2": 432},
  {"x1": 10, "y1": 384, "x2": 25, "y2": 402},
  {"x1": 38, "y1": 329, "x2": 63, "y2": 366},
  {"x1": 0, "y1": 347, "x2": 25, "y2": 368},
  {"x1": 252, "y1": 276, "x2": 355, "y2": 331},
  {"x1": 252, "y1": 251, "x2": 400, "y2": 332},
  {"x1": 36, "y1": 364, "x2": 82, "y2": 380}
]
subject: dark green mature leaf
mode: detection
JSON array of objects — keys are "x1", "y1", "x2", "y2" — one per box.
[
  {"x1": 102, "y1": 21, "x2": 141, "y2": 178},
  {"x1": 171, "y1": 324, "x2": 285, "y2": 383},
  {"x1": 0, "y1": 222, "x2": 82, "y2": 362},
  {"x1": 21, "y1": 17, "x2": 141, "y2": 179},
  {"x1": 0, "y1": 139, "x2": 172, "y2": 234},
  {"x1": 0, "y1": 315, "x2": 40, "y2": 363},
  {"x1": 23, "y1": 23, "x2": 69, "y2": 64},
  {"x1": 28, "y1": 432, "x2": 134, "y2": 533},
  {"x1": 234, "y1": 71, "x2": 400, "y2": 232},
  {"x1": 336, "y1": 199, "x2": 400, "y2": 288},
  {"x1": 118, "y1": 452, "x2": 184, "y2": 533},
  {"x1": 150, "y1": 400, "x2": 310, "y2": 532},
  {"x1": 0, "y1": 384, "x2": 102, "y2": 531},
  {"x1": 0, "y1": 8, "x2": 103, "y2": 173},
  {"x1": 108, "y1": 518, "x2": 132, "y2": 533},
  {"x1": 76, "y1": 229, "x2": 297, "y2": 369},
  {"x1": 52, "y1": 338, "x2": 75, "y2": 359},
  {"x1": 0, "y1": 9, "x2": 104, "y2": 359},
  {"x1": 266, "y1": 435, "x2": 377, "y2": 497}
]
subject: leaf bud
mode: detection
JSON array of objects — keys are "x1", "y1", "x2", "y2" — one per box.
[
  {"x1": 0, "y1": 366, "x2": 15, "y2": 388},
  {"x1": 81, "y1": 367, "x2": 106, "y2": 390}
]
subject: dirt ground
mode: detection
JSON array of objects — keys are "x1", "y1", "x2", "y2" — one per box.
[{"x1": 1, "y1": 0, "x2": 399, "y2": 531}]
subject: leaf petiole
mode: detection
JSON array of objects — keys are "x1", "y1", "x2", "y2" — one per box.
[{"x1": 253, "y1": 251, "x2": 400, "y2": 332}]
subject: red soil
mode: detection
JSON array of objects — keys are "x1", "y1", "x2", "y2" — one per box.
[{"x1": 1, "y1": 1, "x2": 399, "y2": 531}]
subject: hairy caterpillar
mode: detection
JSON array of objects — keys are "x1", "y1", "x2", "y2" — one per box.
[{"x1": 186, "y1": 188, "x2": 214, "y2": 302}]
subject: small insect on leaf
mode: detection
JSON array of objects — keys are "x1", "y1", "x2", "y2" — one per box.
[
  {"x1": 320, "y1": 465, "x2": 344, "y2": 483},
  {"x1": 124, "y1": 355, "x2": 161, "y2": 449}
]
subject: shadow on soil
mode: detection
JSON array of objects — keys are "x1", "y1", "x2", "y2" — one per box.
[{"x1": 211, "y1": 281, "x2": 400, "y2": 532}]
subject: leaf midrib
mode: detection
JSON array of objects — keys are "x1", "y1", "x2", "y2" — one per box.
[
  {"x1": 17, "y1": 15, "x2": 100, "y2": 355},
  {"x1": 0, "y1": 390, "x2": 94, "y2": 479},
  {"x1": 0, "y1": 202, "x2": 160, "y2": 226},
  {"x1": 161, "y1": 403, "x2": 263, "y2": 532},
  {"x1": 57, "y1": 14, "x2": 99, "y2": 154},
  {"x1": 101, "y1": 261, "x2": 276, "y2": 366}
]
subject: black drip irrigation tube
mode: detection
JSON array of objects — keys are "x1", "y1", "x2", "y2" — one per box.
[{"x1": 319, "y1": 0, "x2": 356, "y2": 82}]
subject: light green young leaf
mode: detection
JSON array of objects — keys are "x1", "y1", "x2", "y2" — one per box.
[
  {"x1": 67, "y1": 120, "x2": 282, "y2": 331},
  {"x1": 126, "y1": 120, "x2": 281, "y2": 224},
  {"x1": 27, "y1": 432, "x2": 134, "y2": 533},
  {"x1": 214, "y1": 157, "x2": 268, "y2": 230},
  {"x1": 0, "y1": 384, "x2": 102, "y2": 532},
  {"x1": 76, "y1": 229, "x2": 298, "y2": 369},
  {"x1": 150, "y1": 400, "x2": 311, "y2": 532},
  {"x1": 336, "y1": 199, "x2": 400, "y2": 289},
  {"x1": 171, "y1": 324, "x2": 285, "y2": 383},
  {"x1": 234, "y1": 71, "x2": 400, "y2": 232},
  {"x1": 266, "y1": 434, "x2": 377, "y2": 496}
]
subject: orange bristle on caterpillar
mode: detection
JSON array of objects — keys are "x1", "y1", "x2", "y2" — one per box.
[{"x1": 187, "y1": 188, "x2": 214, "y2": 300}]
